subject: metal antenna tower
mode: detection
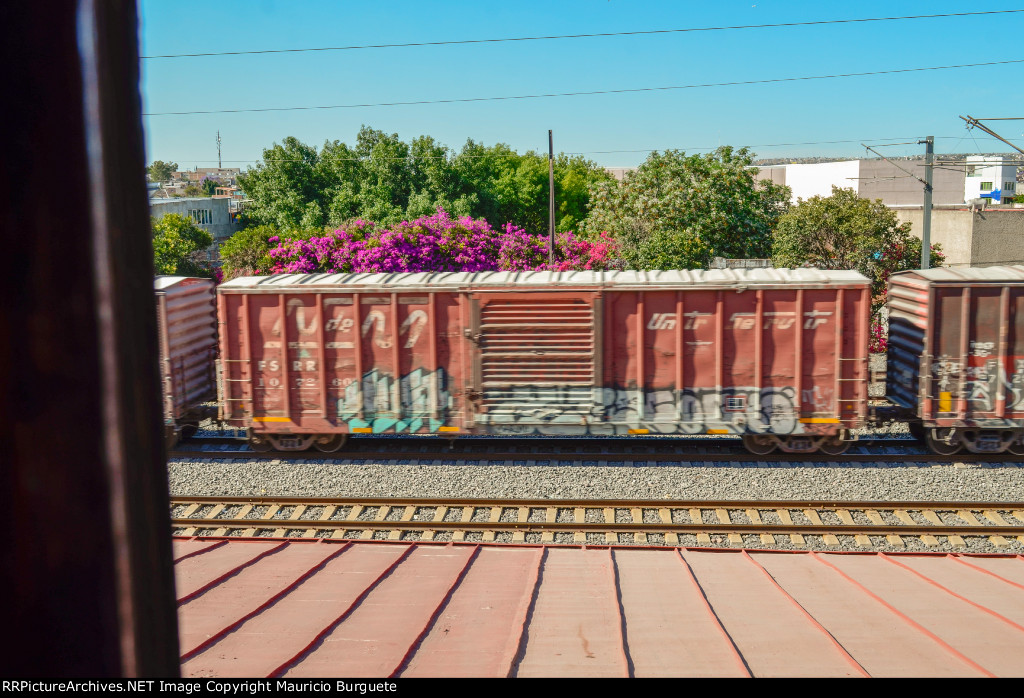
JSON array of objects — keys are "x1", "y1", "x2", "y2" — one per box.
[{"x1": 216, "y1": 130, "x2": 222, "y2": 169}]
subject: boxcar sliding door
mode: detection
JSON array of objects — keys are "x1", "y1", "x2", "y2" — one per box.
[{"x1": 469, "y1": 292, "x2": 601, "y2": 435}]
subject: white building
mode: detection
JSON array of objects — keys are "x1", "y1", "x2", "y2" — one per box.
[
  {"x1": 964, "y1": 156, "x2": 1018, "y2": 203},
  {"x1": 753, "y1": 159, "x2": 970, "y2": 206}
]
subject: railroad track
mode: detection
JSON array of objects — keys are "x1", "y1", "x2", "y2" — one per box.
[
  {"x1": 171, "y1": 496, "x2": 1024, "y2": 551},
  {"x1": 170, "y1": 435, "x2": 1024, "y2": 464}
]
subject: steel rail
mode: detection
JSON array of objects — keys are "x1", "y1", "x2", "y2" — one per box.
[
  {"x1": 169, "y1": 446, "x2": 1021, "y2": 464},
  {"x1": 170, "y1": 497, "x2": 1024, "y2": 548},
  {"x1": 170, "y1": 518, "x2": 1024, "y2": 537},
  {"x1": 169, "y1": 495, "x2": 1024, "y2": 509}
]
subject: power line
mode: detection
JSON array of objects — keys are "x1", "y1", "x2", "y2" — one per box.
[
  {"x1": 143, "y1": 58, "x2": 1024, "y2": 116},
  {"x1": 167, "y1": 137, "x2": 963, "y2": 164},
  {"x1": 961, "y1": 115, "x2": 1024, "y2": 155},
  {"x1": 165, "y1": 136, "x2": 992, "y2": 165},
  {"x1": 141, "y1": 10, "x2": 1024, "y2": 59}
]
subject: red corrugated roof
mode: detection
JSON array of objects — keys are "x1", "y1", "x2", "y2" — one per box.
[{"x1": 175, "y1": 538, "x2": 1024, "y2": 678}]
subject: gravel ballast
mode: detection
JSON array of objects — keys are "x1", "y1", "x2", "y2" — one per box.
[
  {"x1": 168, "y1": 456, "x2": 1024, "y2": 553},
  {"x1": 168, "y1": 458, "x2": 1024, "y2": 502}
]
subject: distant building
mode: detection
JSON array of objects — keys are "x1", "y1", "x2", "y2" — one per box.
[
  {"x1": 754, "y1": 157, "x2": 1022, "y2": 206},
  {"x1": 751, "y1": 157, "x2": 1023, "y2": 268},
  {"x1": 605, "y1": 167, "x2": 635, "y2": 181},
  {"x1": 150, "y1": 196, "x2": 240, "y2": 243},
  {"x1": 171, "y1": 167, "x2": 242, "y2": 186},
  {"x1": 753, "y1": 159, "x2": 971, "y2": 206},
  {"x1": 963, "y1": 156, "x2": 1018, "y2": 203}
]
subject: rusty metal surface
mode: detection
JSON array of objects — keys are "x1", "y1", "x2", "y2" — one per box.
[
  {"x1": 888, "y1": 265, "x2": 1024, "y2": 427},
  {"x1": 218, "y1": 268, "x2": 871, "y2": 292},
  {"x1": 155, "y1": 277, "x2": 217, "y2": 422},
  {"x1": 175, "y1": 539, "x2": 1024, "y2": 678},
  {"x1": 217, "y1": 270, "x2": 870, "y2": 441}
]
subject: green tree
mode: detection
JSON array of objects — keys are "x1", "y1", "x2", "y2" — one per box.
[
  {"x1": 148, "y1": 160, "x2": 178, "y2": 182},
  {"x1": 152, "y1": 213, "x2": 214, "y2": 277},
  {"x1": 218, "y1": 224, "x2": 279, "y2": 279},
  {"x1": 450, "y1": 141, "x2": 612, "y2": 234},
  {"x1": 237, "y1": 129, "x2": 612, "y2": 234},
  {"x1": 582, "y1": 147, "x2": 790, "y2": 269},
  {"x1": 201, "y1": 177, "x2": 218, "y2": 196},
  {"x1": 772, "y1": 186, "x2": 943, "y2": 313},
  {"x1": 237, "y1": 137, "x2": 326, "y2": 229}
]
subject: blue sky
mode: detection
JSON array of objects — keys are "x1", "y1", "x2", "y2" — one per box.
[{"x1": 140, "y1": 1, "x2": 1024, "y2": 170}]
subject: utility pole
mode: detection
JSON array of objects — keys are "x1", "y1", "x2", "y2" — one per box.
[
  {"x1": 548, "y1": 130, "x2": 555, "y2": 266},
  {"x1": 216, "y1": 130, "x2": 222, "y2": 169},
  {"x1": 862, "y1": 137, "x2": 935, "y2": 269},
  {"x1": 921, "y1": 135, "x2": 933, "y2": 269}
]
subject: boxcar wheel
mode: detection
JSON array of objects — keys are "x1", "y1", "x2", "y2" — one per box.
[
  {"x1": 924, "y1": 428, "x2": 962, "y2": 456},
  {"x1": 248, "y1": 433, "x2": 273, "y2": 452},
  {"x1": 1008, "y1": 438, "x2": 1024, "y2": 456},
  {"x1": 313, "y1": 434, "x2": 347, "y2": 453},
  {"x1": 179, "y1": 422, "x2": 199, "y2": 440},
  {"x1": 818, "y1": 439, "x2": 851, "y2": 456},
  {"x1": 742, "y1": 435, "x2": 776, "y2": 455}
]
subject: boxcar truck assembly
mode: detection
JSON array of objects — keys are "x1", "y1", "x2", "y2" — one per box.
[{"x1": 217, "y1": 269, "x2": 871, "y2": 454}]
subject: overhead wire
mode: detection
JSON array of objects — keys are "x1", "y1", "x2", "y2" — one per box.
[
  {"x1": 167, "y1": 136, "x2": 966, "y2": 165},
  {"x1": 143, "y1": 58, "x2": 1024, "y2": 116},
  {"x1": 141, "y1": 10, "x2": 1024, "y2": 59}
]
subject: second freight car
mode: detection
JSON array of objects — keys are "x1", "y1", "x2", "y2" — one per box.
[
  {"x1": 887, "y1": 265, "x2": 1024, "y2": 455},
  {"x1": 156, "y1": 276, "x2": 218, "y2": 447},
  {"x1": 216, "y1": 269, "x2": 871, "y2": 454}
]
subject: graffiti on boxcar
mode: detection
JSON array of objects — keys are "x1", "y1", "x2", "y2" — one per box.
[
  {"x1": 965, "y1": 358, "x2": 1024, "y2": 412},
  {"x1": 338, "y1": 367, "x2": 451, "y2": 432},
  {"x1": 970, "y1": 340, "x2": 994, "y2": 358},
  {"x1": 1013, "y1": 360, "x2": 1024, "y2": 410},
  {"x1": 319, "y1": 309, "x2": 427, "y2": 349},
  {"x1": 802, "y1": 386, "x2": 835, "y2": 413},
  {"x1": 931, "y1": 355, "x2": 961, "y2": 392},
  {"x1": 931, "y1": 355, "x2": 1024, "y2": 411},
  {"x1": 485, "y1": 385, "x2": 803, "y2": 436},
  {"x1": 644, "y1": 311, "x2": 832, "y2": 332},
  {"x1": 399, "y1": 310, "x2": 428, "y2": 348},
  {"x1": 361, "y1": 310, "x2": 392, "y2": 348}
]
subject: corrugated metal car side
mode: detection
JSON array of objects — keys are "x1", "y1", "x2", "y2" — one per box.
[
  {"x1": 216, "y1": 270, "x2": 871, "y2": 452},
  {"x1": 218, "y1": 288, "x2": 468, "y2": 437},
  {"x1": 602, "y1": 285, "x2": 869, "y2": 439},
  {"x1": 888, "y1": 268, "x2": 1024, "y2": 426},
  {"x1": 156, "y1": 277, "x2": 217, "y2": 422}
]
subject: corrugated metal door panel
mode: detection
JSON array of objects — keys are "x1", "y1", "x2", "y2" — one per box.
[
  {"x1": 474, "y1": 293, "x2": 597, "y2": 423},
  {"x1": 886, "y1": 279, "x2": 929, "y2": 412},
  {"x1": 158, "y1": 279, "x2": 217, "y2": 421}
]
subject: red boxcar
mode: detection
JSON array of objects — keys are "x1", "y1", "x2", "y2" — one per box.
[
  {"x1": 217, "y1": 269, "x2": 870, "y2": 453},
  {"x1": 887, "y1": 265, "x2": 1024, "y2": 454},
  {"x1": 156, "y1": 276, "x2": 218, "y2": 445}
]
